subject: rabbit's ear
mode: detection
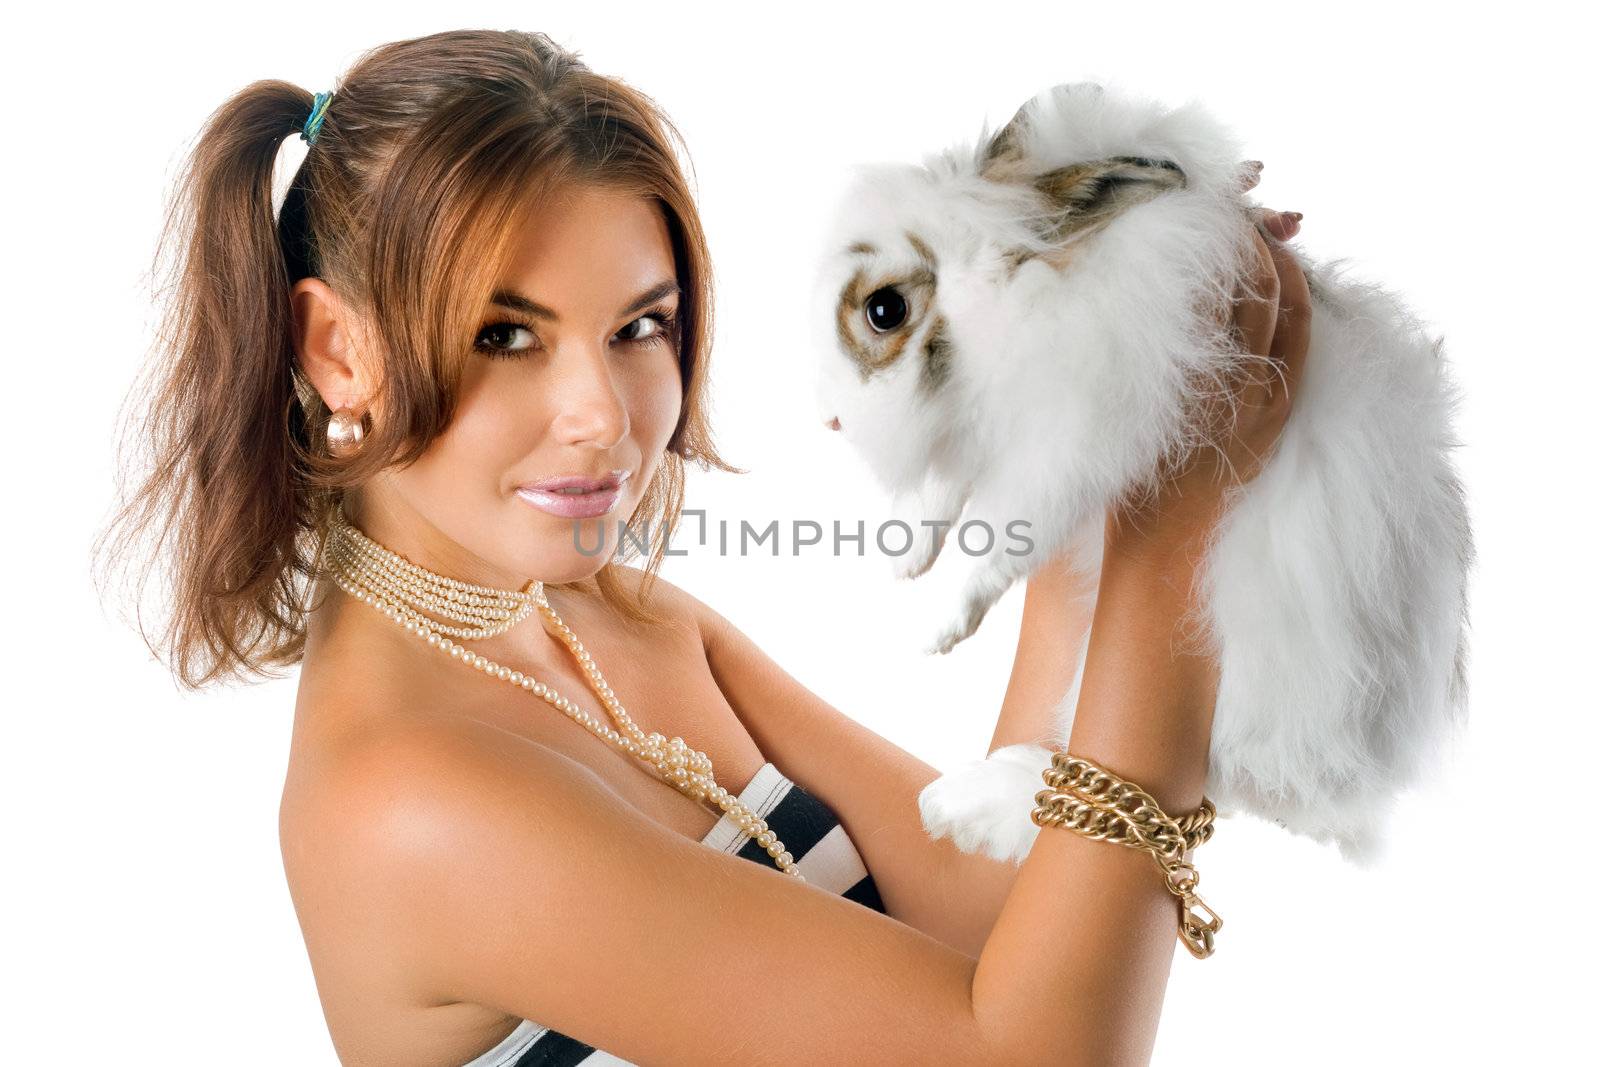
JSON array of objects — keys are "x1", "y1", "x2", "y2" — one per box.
[
  {"x1": 980, "y1": 83, "x2": 1108, "y2": 179},
  {"x1": 1029, "y1": 156, "x2": 1186, "y2": 243},
  {"x1": 979, "y1": 102, "x2": 1033, "y2": 179}
]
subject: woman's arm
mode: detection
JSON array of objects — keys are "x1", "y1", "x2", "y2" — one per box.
[
  {"x1": 688, "y1": 542, "x2": 1103, "y2": 959},
  {"x1": 975, "y1": 531, "x2": 1223, "y2": 1062},
  {"x1": 976, "y1": 221, "x2": 1314, "y2": 1063},
  {"x1": 684, "y1": 514, "x2": 1178, "y2": 966},
  {"x1": 987, "y1": 548, "x2": 1097, "y2": 755},
  {"x1": 694, "y1": 592, "x2": 1025, "y2": 959}
]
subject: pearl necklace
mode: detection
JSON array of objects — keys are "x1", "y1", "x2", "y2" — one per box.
[{"x1": 323, "y1": 509, "x2": 804, "y2": 880}]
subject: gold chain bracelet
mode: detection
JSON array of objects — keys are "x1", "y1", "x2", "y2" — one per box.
[{"x1": 1031, "y1": 751, "x2": 1223, "y2": 959}]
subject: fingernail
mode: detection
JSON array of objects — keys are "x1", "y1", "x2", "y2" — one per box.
[
  {"x1": 1262, "y1": 211, "x2": 1297, "y2": 240},
  {"x1": 1287, "y1": 211, "x2": 1303, "y2": 221}
]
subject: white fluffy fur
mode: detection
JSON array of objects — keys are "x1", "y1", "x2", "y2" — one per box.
[{"x1": 810, "y1": 82, "x2": 1473, "y2": 864}]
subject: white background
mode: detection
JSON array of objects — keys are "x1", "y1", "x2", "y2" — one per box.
[{"x1": 4, "y1": 2, "x2": 1592, "y2": 1063}]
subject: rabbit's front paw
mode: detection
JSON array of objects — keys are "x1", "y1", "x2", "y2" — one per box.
[
  {"x1": 927, "y1": 610, "x2": 980, "y2": 655},
  {"x1": 925, "y1": 580, "x2": 1004, "y2": 654},
  {"x1": 918, "y1": 746, "x2": 1055, "y2": 864},
  {"x1": 891, "y1": 532, "x2": 943, "y2": 580},
  {"x1": 888, "y1": 486, "x2": 962, "y2": 580}
]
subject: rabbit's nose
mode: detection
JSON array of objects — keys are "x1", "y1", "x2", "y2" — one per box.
[{"x1": 824, "y1": 416, "x2": 842, "y2": 431}]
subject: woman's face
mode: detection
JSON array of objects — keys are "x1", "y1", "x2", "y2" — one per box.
[{"x1": 358, "y1": 183, "x2": 685, "y2": 587}]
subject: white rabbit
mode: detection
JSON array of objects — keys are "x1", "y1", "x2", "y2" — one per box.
[{"x1": 810, "y1": 81, "x2": 1472, "y2": 864}]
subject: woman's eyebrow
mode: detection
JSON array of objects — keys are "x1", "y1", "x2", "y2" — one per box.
[{"x1": 489, "y1": 279, "x2": 681, "y2": 321}]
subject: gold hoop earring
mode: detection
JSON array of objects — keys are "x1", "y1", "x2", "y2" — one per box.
[{"x1": 327, "y1": 407, "x2": 367, "y2": 458}]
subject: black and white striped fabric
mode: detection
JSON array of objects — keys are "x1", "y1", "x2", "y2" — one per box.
[{"x1": 460, "y1": 762, "x2": 886, "y2": 1067}]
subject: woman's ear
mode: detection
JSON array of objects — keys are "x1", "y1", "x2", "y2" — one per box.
[{"x1": 290, "y1": 277, "x2": 375, "y2": 411}]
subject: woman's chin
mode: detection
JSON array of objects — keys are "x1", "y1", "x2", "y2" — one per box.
[
  {"x1": 525, "y1": 548, "x2": 618, "y2": 587},
  {"x1": 507, "y1": 504, "x2": 631, "y2": 580}
]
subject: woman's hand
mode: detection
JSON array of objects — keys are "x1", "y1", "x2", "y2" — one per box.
[{"x1": 1103, "y1": 203, "x2": 1313, "y2": 573}]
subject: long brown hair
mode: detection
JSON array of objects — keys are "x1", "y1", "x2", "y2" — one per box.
[{"x1": 94, "y1": 29, "x2": 740, "y2": 690}]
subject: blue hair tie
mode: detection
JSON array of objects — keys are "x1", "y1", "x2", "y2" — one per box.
[{"x1": 301, "y1": 90, "x2": 333, "y2": 145}]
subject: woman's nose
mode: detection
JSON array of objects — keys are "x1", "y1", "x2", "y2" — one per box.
[{"x1": 552, "y1": 351, "x2": 630, "y2": 448}]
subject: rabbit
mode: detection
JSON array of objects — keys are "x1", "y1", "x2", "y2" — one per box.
[{"x1": 808, "y1": 81, "x2": 1473, "y2": 864}]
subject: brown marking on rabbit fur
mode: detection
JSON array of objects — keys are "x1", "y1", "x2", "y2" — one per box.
[
  {"x1": 905, "y1": 231, "x2": 938, "y2": 269},
  {"x1": 835, "y1": 264, "x2": 936, "y2": 383},
  {"x1": 920, "y1": 314, "x2": 953, "y2": 392},
  {"x1": 1002, "y1": 245, "x2": 1036, "y2": 278},
  {"x1": 896, "y1": 233, "x2": 951, "y2": 390}
]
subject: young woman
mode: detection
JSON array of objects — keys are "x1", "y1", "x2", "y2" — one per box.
[{"x1": 102, "y1": 28, "x2": 1309, "y2": 1066}]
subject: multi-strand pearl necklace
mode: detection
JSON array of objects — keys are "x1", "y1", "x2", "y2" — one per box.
[{"x1": 323, "y1": 509, "x2": 804, "y2": 880}]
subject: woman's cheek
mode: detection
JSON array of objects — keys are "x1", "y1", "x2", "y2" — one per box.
[
  {"x1": 630, "y1": 355, "x2": 684, "y2": 445},
  {"x1": 416, "y1": 386, "x2": 533, "y2": 500},
  {"x1": 455, "y1": 364, "x2": 541, "y2": 453}
]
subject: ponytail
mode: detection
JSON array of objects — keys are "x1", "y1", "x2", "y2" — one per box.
[{"x1": 96, "y1": 81, "x2": 325, "y2": 688}]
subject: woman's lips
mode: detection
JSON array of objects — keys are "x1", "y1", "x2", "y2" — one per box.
[{"x1": 515, "y1": 484, "x2": 623, "y2": 519}]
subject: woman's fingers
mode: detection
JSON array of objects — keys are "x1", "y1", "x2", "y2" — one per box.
[
  {"x1": 1262, "y1": 237, "x2": 1312, "y2": 406},
  {"x1": 1111, "y1": 194, "x2": 1315, "y2": 536},
  {"x1": 1261, "y1": 209, "x2": 1303, "y2": 241},
  {"x1": 1238, "y1": 159, "x2": 1264, "y2": 192},
  {"x1": 1230, "y1": 226, "x2": 1281, "y2": 360},
  {"x1": 1194, "y1": 209, "x2": 1315, "y2": 483}
]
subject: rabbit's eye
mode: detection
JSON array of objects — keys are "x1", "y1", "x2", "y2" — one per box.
[{"x1": 864, "y1": 287, "x2": 908, "y2": 333}]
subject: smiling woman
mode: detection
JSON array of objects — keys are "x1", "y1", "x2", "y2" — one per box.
[
  {"x1": 90, "y1": 27, "x2": 757, "y2": 1061},
  {"x1": 94, "y1": 24, "x2": 1313, "y2": 1067},
  {"x1": 289, "y1": 181, "x2": 694, "y2": 587}
]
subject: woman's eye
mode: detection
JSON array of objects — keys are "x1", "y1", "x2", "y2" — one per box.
[
  {"x1": 617, "y1": 317, "x2": 655, "y2": 342},
  {"x1": 475, "y1": 322, "x2": 539, "y2": 358},
  {"x1": 617, "y1": 309, "x2": 678, "y2": 349}
]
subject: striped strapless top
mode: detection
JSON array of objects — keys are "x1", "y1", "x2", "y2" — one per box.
[{"x1": 459, "y1": 761, "x2": 885, "y2": 1067}]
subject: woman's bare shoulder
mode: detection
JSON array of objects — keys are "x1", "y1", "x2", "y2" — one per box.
[
  {"x1": 283, "y1": 692, "x2": 565, "y2": 846},
  {"x1": 283, "y1": 569, "x2": 708, "y2": 852},
  {"x1": 280, "y1": 704, "x2": 530, "y2": 901},
  {"x1": 280, "y1": 567, "x2": 729, "y2": 907}
]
